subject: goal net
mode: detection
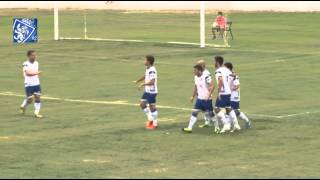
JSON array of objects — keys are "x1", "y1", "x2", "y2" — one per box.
[{"x1": 54, "y1": 2, "x2": 231, "y2": 48}]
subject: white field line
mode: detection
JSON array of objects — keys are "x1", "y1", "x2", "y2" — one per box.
[
  {"x1": 59, "y1": 37, "x2": 230, "y2": 48},
  {"x1": 277, "y1": 111, "x2": 319, "y2": 119},
  {"x1": 0, "y1": 92, "x2": 320, "y2": 121},
  {"x1": 0, "y1": 92, "x2": 190, "y2": 111},
  {"x1": 82, "y1": 159, "x2": 111, "y2": 164},
  {"x1": 1, "y1": 91, "x2": 318, "y2": 119},
  {"x1": 248, "y1": 114, "x2": 280, "y2": 119},
  {"x1": 0, "y1": 136, "x2": 10, "y2": 140}
]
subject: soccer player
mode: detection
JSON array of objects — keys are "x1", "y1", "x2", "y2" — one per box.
[
  {"x1": 224, "y1": 62, "x2": 252, "y2": 129},
  {"x1": 182, "y1": 64, "x2": 218, "y2": 133},
  {"x1": 20, "y1": 50, "x2": 43, "y2": 118},
  {"x1": 214, "y1": 56, "x2": 240, "y2": 133},
  {"x1": 196, "y1": 60, "x2": 217, "y2": 128},
  {"x1": 133, "y1": 55, "x2": 158, "y2": 130}
]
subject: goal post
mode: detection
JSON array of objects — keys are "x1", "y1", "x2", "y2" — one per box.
[
  {"x1": 200, "y1": 1, "x2": 206, "y2": 48},
  {"x1": 53, "y1": 1, "x2": 230, "y2": 48},
  {"x1": 54, "y1": 6, "x2": 59, "y2": 41}
]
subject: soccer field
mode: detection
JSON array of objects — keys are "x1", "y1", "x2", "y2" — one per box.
[{"x1": 0, "y1": 9, "x2": 320, "y2": 178}]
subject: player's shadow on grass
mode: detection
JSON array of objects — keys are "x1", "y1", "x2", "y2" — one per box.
[
  {"x1": 106, "y1": 121, "x2": 251, "y2": 137},
  {"x1": 13, "y1": 113, "x2": 37, "y2": 120}
]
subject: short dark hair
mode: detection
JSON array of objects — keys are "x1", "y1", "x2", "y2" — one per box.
[
  {"x1": 218, "y1": 11, "x2": 223, "y2": 16},
  {"x1": 193, "y1": 64, "x2": 203, "y2": 72},
  {"x1": 224, "y1": 62, "x2": 233, "y2": 71},
  {"x1": 146, "y1": 55, "x2": 155, "y2": 65},
  {"x1": 27, "y1": 50, "x2": 36, "y2": 57},
  {"x1": 215, "y1": 56, "x2": 224, "y2": 66}
]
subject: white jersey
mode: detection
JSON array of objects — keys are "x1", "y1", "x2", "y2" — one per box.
[
  {"x1": 230, "y1": 75, "x2": 240, "y2": 102},
  {"x1": 195, "y1": 71, "x2": 212, "y2": 100},
  {"x1": 203, "y1": 69, "x2": 211, "y2": 78},
  {"x1": 215, "y1": 66, "x2": 232, "y2": 95},
  {"x1": 144, "y1": 66, "x2": 158, "y2": 94},
  {"x1": 23, "y1": 60, "x2": 40, "y2": 87}
]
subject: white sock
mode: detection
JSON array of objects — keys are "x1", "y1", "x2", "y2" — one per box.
[
  {"x1": 211, "y1": 116, "x2": 219, "y2": 128},
  {"x1": 143, "y1": 108, "x2": 152, "y2": 121},
  {"x1": 230, "y1": 110, "x2": 240, "y2": 126},
  {"x1": 217, "y1": 111, "x2": 229, "y2": 126},
  {"x1": 188, "y1": 115, "x2": 197, "y2": 130},
  {"x1": 239, "y1": 112, "x2": 249, "y2": 123},
  {"x1": 204, "y1": 112, "x2": 210, "y2": 125},
  {"x1": 21, "y1": 99, "x2": 29, "y2": 108},
  {"x1": 151, "y1": 110, "x2": 158, "y2": 126},
  {"x1": 225, "y1": 115, "x2": 231, "y2": 124},
  {"x1": 34, "y1": 102, "x2": 41, "y2": 114}
]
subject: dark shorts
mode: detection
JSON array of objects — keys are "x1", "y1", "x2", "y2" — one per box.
[
  {"x1": 141, "y1": 92, "x2": 157, "y2": 104},
  {"x1": 194, "y1": 99, "x2": 213, "y2": 112},
  {"x1": 215, "y1": 94, "x2": 231, "y2": 108},
  {"x1": 230, "y1": 101, "x2": 240, "y2": 110},
  {"x1": 25, "y1": 85, "x2": 41, "y2": 97}
]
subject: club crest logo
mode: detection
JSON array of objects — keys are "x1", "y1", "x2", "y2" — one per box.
[{"x1": 13, "y1": 18, "x2": 38, "y2": 43}]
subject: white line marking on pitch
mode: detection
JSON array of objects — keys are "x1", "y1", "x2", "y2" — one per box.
[
  {"x1": 248, "y1": 114, "x2": 280, "y2": 118},
  {"x1": 277, "y1": 111, "x2": 317, "y2": 119},
  {"x1": 82, "y1": 159, "x2": 111, "y2": 164},
  {"x1": 1, "y1": 91, "x2": 318, "y2": 119},
  {"x1": 0, "y1": 136, "x2": 10, "y2": 140},
  {"x1": 59, "y1": 37, "x2": 227, "y2": 48},
  {"x1": 0, "y1": 91, "x2": 190, "y2": 111}
]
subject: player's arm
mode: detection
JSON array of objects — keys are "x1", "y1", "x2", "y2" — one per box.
[
  {"x1": 24, "y1": 69, "x2": 41, "y2": 76},
  {"x1": 190, "y1": 85, "x2": 197, "y2": 103},
  {"x1": 232, "y1": 78, "x2": 240, "y2": 91},
  {"x1": 133, "y1": 75, "x2": 145, "y2": 84},
  {"x1": 232, "y1": 84, "x2": 240, "y2": 91},
  {"x1": 217, "y1": 76, "x2": 223, "y2": 98},
  {"x1": 139, "y1": 79, "x2": 155, "y2": 87},
  {"x1": 208, "y1": 81, "x2": 214, "y2": 100},
  {"x1": 205, "y1": 75, "x2": 214, "y2": 100}
]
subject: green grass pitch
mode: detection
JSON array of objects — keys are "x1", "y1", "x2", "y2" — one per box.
[{"x1": 0, "y1": 9, "x2": 320, "y2": 178}]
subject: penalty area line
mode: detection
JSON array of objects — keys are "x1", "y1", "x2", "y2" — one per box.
[
  {"x1": 1, "y1": 91, "x2": 317, "y2": 119},
  {"x1": 0, "y1": 91, "x2": 190, "y2": 111}
]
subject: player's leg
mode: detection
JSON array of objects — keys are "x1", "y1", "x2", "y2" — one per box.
[
  {"x1": 237, "y1": 109, "x2": 251, "y2": 129},
  {"x1": 226, "y1": 97, "x2": 241, "y2": 132},
  {"x1": 198, "y1": 99, "x2": 214, "y2": 128},
  {"x1": 33, "y1": 85, "x2": 43, "y2": 118},
  {"x1": 140, "y1": 93, "x2": 152, "y2": 126},
  {"x1": 224, "y1": 113, "x2": 231, "y2": 127},
  {"x1": 215, "y1": 107, "x2": 230, "y2": 133},
  {"x1": 20, "y1": 96, "x2": 33, "y2": 114},
  {"x1": 233, "y1": 101, "x2": 251, "y2": 129},
  {"x1": 183, "y1": 110, "x2": 200, "y2": 133},
  {"x1": 33, "y1": 94, "x2": 42, "y2": 118},
  {"x1": 199, "y1": 112, "x2": 211, "y2": 128},
  {"x1": 20, "y1": 86, "x2": 34, "y2": 114},
  {"x1": 228, "y1": 108, "x2": 241, "y2": 132},
  {"x1": 200, "y1": 100, "x2": 220, "y2": 132},
  {"x1": 148, "y1": 104, "x2": 158, "y2": 128},
  {"x1": 143, "y1": 93, "x2": 158, "y2": 130},
  {"x1": 217, "y1": 95, "x2": 232, "y2": 133},
  {"x1": 211, "y1": 110, "x2": 220, "y2": 133},
  {"x1": 183, "y1": 99, "x2": 201, "y2": 133}
]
